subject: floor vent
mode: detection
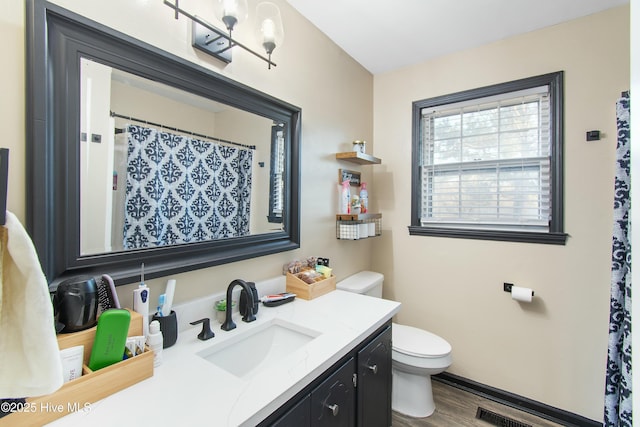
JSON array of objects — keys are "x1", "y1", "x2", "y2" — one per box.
[{"x1": 475, "y1": 407, "x2": 533, "y2": 427}]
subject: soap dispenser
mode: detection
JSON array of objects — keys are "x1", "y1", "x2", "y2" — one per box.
[{"x1": 240, "y1": 282, "x2": 259, "y2": 318}]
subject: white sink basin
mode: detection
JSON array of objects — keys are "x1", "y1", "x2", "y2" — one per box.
[{"x1": 197, "y1": 319, "x2": 321, "y2": 379}]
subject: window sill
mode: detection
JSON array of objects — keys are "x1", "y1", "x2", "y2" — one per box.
[
  {"x1": 267, "y1": 215, "x2": 283, "y2": 224},
  {"x1": 407, "y1": 226, "x2": 568, "y2": 245}
]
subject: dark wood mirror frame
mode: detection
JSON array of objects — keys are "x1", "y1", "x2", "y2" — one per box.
[{"x1": 25, "y1": 0, "x2": 301, "y2": 286}]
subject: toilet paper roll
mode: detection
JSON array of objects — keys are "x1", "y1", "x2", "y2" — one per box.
[
  {"x1": 359, "y1": 223, "x2": 369, "y2": 238},
  {"x1": 511, "y1": 286, "x2": 534, "y2": 303}
]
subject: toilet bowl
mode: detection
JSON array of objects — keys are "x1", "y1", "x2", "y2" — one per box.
[
  {"x1": 336, "y1": 271, "x2": 452, "y2": 418},
  {"x1": 391, "y1": 323, "x2": 452, "y2": 417}
]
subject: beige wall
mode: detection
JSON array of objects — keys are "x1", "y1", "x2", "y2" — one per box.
[
  {"x1": 1, "y1": 1, "x2": 27, "y2": 221},
  {"x1": 80, "y1": 59, "x2": 114, "y2": 254},
  {"x1": 1, "y1": 1, "x2": 373, "y2": 304},
  {"x1": 372, "y1": 5, "x2": 629, "y2": 421}
]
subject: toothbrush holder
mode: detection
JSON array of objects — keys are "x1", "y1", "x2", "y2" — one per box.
[{"x1": 151, "y1": 310, "x2": 178, "y2": 348}]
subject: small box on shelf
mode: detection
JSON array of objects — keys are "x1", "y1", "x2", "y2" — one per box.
[{"x1": 286, "y1": 272, "x2": 336, "y2": 300}]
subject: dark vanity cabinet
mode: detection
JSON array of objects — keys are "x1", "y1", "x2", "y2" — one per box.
[
  {"x1": 356, "y1": 326, "x2": 393, "y2": 427},
  {"x1": 264, "y1": 323, "x2": 392, "y2": 427},
  {"x1": 271, "y1": 395, "x2": 311, "y2": 427}
]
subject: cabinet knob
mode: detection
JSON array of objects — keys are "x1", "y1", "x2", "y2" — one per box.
[
  {"x1": 367, "y1": 364, "x2": 378, "y2": 374},
  {"x1": 326, "y1": 403, "x2": 339, "y2": 416}
]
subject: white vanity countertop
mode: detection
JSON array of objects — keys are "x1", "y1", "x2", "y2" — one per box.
[{"x1": 47, "y1": 290, "x2": 401, "y2": 427}]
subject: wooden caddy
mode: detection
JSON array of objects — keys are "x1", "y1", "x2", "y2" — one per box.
[
  {"x1": 286, "y1": 271, "x2": 336, "y2": 300},
  {"x1": 1, "y1": 309, "x2": 153, "y2": 426}
]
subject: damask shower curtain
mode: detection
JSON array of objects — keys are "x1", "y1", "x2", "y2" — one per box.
[
  {"x1": 123, "y1": 124, "x2": 252, "y2": 249},
  {"x1": 604, "y1": 93, "x2": 631, "y2": 427}
]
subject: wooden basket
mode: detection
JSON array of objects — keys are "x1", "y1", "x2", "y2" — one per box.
[
  {"x1": 286, "y1": 272, "x2": 336, "y2": 300},
  {"x1": 1, "y1": 309, "x2": 153, "y2": 427}
]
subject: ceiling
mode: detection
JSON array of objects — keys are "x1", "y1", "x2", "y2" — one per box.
[{"x1": 286, "y1": 0, "x2": 629, "y2": 75}]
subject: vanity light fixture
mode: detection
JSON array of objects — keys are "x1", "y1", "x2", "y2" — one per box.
[{"x1": 164, "y1": 0, "x2": 284, "y2": 69}]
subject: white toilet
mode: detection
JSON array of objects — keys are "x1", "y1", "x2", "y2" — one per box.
[{"x1": 336, "y1": 271, "x2": 452, "y2": 418}]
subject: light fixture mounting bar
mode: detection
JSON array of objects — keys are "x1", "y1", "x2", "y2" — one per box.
[
  {"x1": 193, "y1": 21, "x2": 233, "y2": 63},
  {"x1": 163, "y1": 0, "x2": 277, "y2": 68}
]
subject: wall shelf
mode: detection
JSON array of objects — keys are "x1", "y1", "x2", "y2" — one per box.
[
  {"x1": 335, "y1": 151, "x2": 381, "y2": 239},
  {"x1": 335, "y1": 151, "x2": 382, "y2": 165},
  {"x1": 336, "y1": 213, "x2": 382, "y2": 221}
]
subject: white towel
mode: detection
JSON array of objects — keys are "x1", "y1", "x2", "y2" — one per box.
[{"x1": 0, "y1": 211, "x2": 63, "y2": 398}]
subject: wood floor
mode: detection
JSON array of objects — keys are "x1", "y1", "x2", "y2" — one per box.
[{"x1": 391, "y1": 380, "x2": 565, "y2": 427}]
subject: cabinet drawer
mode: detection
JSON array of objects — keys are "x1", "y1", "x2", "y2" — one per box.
[{"x1": 271, "y1": 395, "x2": 311, "y2": 427}]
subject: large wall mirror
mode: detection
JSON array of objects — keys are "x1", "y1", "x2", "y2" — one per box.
[{"x1": 26, "y1": 0, "x2": 301, "y2": 285}]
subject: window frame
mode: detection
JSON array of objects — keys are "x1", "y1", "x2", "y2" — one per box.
[{"x1": 409, "y1": 71, "x2": 567, "y2": 245}]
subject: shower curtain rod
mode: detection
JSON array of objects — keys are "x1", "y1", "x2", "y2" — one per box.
[{"x1": 110, "y1": 111, "x2": 256, "y2": 150}]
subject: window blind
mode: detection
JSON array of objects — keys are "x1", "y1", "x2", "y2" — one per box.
[
  {"x1": 420, "y1": 87, "x2": 551, "y2": 231},
  {"x1": 271, "y1": 129, "x2": 285, "y2": 215}
]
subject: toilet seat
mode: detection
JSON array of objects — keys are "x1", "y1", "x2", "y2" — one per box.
[{"x1": 392, "y1": 323, "x2": 451, "y2": 358}]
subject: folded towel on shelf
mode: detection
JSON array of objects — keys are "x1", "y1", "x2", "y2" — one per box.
[{"x1": 0, "y1": 211, "x2": 63, "y2": 398}]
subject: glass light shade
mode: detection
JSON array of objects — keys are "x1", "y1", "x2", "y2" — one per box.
[
  {"x1": 255, "y1": 2, "x2": 284, "y2": 55},
  {"x1": 213, "y1": 0, "x2": 248, "y2": 31}
]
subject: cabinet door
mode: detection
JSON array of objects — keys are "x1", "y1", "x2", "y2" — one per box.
[
  {"x1": 357, "y1": 326, "x2": 392, "y2": 427},
  {"x1": 311, "y1": 357, "x2": 356, "y2": 427},
  {"x1": 271, "y1": 395, "x2": 310, "y2": 427}
]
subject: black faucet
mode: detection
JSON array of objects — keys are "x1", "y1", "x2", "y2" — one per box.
[{"x1": 221, "y1": 279, "x2": 257, "y2": 331}]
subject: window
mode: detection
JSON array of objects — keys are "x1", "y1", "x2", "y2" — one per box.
[
  {"x1": 268, "y1": 125, "x2": 285, "y2": 223},
  {"x1": 409, "y1": 72, "x2": 566, "y2": 244}
]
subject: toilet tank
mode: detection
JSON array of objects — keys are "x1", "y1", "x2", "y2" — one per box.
[{"x1": 336, "y1": 271, "x2": 384, "y2": 298}]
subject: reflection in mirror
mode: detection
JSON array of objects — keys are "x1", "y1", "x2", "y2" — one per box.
[
  {"x1": 26, "y1": 0, "x2": 300, "y2": 285},
  {"x1": 268, "y1": 125, "x2": 285, "y2": 223},
  {"x1": 79, "y1": 59, "x2": 285, "y2": 256}
]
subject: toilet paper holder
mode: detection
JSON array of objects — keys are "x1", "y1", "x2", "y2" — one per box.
[{"x1": 503, "y1": 282, "x2": 534, "y2": 296}]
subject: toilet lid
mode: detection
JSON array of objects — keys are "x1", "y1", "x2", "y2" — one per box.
[
  {"x1": 392, "y1": 323, "x2": 451, "y2": 358},
  {"x1": 336, "y1": 271, "x2": 384, "y2": 294}
]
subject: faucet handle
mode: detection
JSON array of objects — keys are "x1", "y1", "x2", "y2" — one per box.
[{"x1": 190, "y1": 318, "x2": 215, "y2": 341}]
